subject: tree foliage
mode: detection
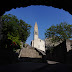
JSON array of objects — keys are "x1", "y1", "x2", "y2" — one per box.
[
  {"x1": 45, "y1": 22, "x2": 72, "y2": 42},
  {"x1": 1, "y1": 14, "x2": 31, "y2": 46}
]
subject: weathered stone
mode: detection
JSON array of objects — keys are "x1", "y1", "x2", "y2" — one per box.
[
  {"x1": 66, "y1": 39, "x2": 72, "y2": 52},
  {"x1": 19, "y1": 47, "x2": 42, "y2": 58},
  {"x1": 45, "y1": 38, "x2": 72, "y2": 52},
  {"x1": 20, "y1": 42, "x2": 24, "y2": 48},
  {"x1": 45, "y1": 38, "x2": 62, "y2": 49}
]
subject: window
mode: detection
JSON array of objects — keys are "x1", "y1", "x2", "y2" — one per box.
[{"x1": 35, "y1": 31, "x2": 37, "y2": 35}]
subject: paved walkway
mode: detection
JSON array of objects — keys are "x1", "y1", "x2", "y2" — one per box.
[
  {"x1": 0, "y1": 61, "x2": 72, "y2": 72},
  {"x1": 0, "y1": 62, "x2": 48, "y2": 72},
  {"x1": 33, "y1": 61, "x2": 72, "y2": 72},
  {"x1": 47, "y1": 60, "x2": 59, "y2": 64}
]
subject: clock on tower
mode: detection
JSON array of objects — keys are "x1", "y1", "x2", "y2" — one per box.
[{"x1": 35, "y1": 31, "x2": 38, "y2": 35}]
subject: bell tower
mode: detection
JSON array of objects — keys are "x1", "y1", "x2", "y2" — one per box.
[
  {"x1": 34, "y1": 22, "x2": 38, "y2": 40},
  {"x1": 31, "y1": 22, "x2": 45, "y2": 52}
]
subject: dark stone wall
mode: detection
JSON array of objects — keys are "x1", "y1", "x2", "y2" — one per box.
[
  {"x1": 19, "y1": 57, "x2": 44, "y2": 63},
  {"x1": 46, "y1": 40, "x2": 67, "y2": 63},
  {"x1": 0, "y1": 0, "x2": 72, "y2": 16},
  {"x1": 66, "y1": 49, "x2": 72, "y2": 64}
]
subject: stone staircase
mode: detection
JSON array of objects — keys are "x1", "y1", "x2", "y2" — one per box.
[
  {"x1": 16, "y1": 46, "x2": 47, "y2": 63},
  {"x1": 19, "y1": 47, "x2": 42, "y2": 58}
]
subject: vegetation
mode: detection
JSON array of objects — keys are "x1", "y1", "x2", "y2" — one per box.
[
  {"x1": 1, "y1": 14, "x2": 31, "y2": 50},
  {"x1": 45, "y1": 22, "x2": 72, "y2": 43}
]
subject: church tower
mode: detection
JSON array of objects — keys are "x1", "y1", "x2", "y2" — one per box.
[
  {"x1": 34, "y1": 22, "x2": 38, "y2": 40},
  {"x1": 31, "y1": 22, "x2": 45, "y2": 52}
]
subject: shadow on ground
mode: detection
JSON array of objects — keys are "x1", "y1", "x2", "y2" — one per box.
[
  {"x1": 0, "y1": 48, "x2": 19, "y2": 65},
  {"x1": 33, "y1": 62, "x2": 72, "y2": 72},
  {"x1": 19, "y1": 57, "x2": 47, "y2": 63},
  {"x1": 0, "y1": 61, "x2": 72, "y2": 72}
]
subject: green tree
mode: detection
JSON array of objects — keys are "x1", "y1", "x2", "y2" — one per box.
[
  {"x1": 45, "y1": 22, "x2": 72, "y2": 43},
  {"x1": 18, "y1": 19, "x2": 31, "y2": 42},
  {"x1": 1, "y1": 14, "x2": 31, "y2": 48}
]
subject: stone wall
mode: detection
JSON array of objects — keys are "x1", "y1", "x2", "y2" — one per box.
[
  {"x1": 0, "y1": 0, "x2": 72, "y2": 16},
  {"x1": 46, "y1": 40, "x2": 67, "y2": 63},
  {"x1": 20, "y1": 42, "x2": 24, "y2": 48},
  {"x1": 66, "y1": 39, "x2": 72, "y2": 52},
  {"x1": 46, "y1": 39, "x2": 72, "y2": 63},
  {"x1": 19, "y1": 47, "x2": 42, "y2": 58},
  {"x1": 45, "y1": 38, "x2": 72, "y2": 52},
  {"x1": 16, "y1": 45, "x2": 47, "y2": 63},
  {"x1": 45, "y1": 38, "x2": 62, "y2": 50}
]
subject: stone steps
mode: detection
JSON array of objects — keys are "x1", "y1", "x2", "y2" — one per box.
[{"x1": 19, "y1": 47, "x2": 42, "y2": 58}]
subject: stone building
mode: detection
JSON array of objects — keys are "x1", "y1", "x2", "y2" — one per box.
[
  {"x1": 31, "y1": 22, "x2": 45, "y2": 52},
  {"x1": 45, "y1": 38, "x2": 72, "y2": 52},
  {"x1": 45, "y1": 38, "x2": 62, "y2": 50},
  {"x1": 66, "y1": 39, "x2": 72, "y2": 52}
]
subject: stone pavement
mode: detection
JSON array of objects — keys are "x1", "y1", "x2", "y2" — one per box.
[
  {"x1": 0, "y1": 62, "x2": 48, "y2": 72},
  {"x1": 33, "y1": 61, "x2": 72, "y2": 72},
  {"x1": 0, "y1": 61, "x2": 72, "y2": 72},
  {"x1": 47, "y1": 60, "x2": 59, "y2": 64}
]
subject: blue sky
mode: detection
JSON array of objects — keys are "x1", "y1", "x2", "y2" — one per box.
[{"x1": 4, "y1": 5, "x2": 72, "y2": 45}]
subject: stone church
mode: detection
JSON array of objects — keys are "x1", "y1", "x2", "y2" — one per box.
[{"x1": 31, "y1": 22, "x2": 45, "y2": 52}]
